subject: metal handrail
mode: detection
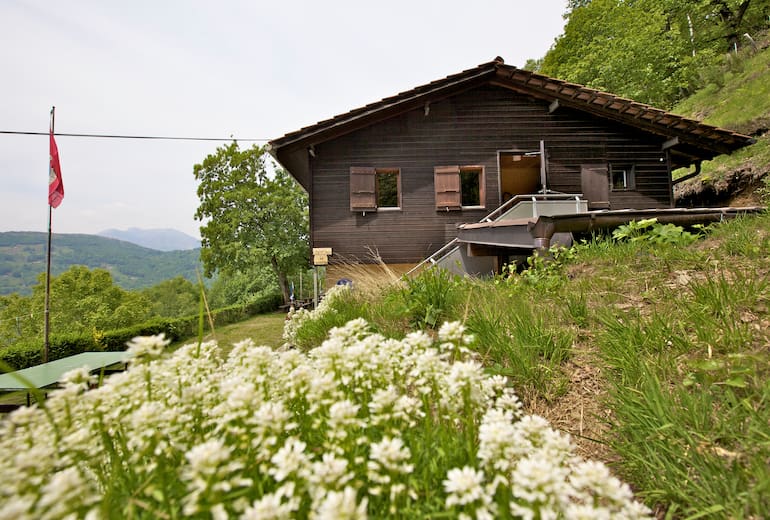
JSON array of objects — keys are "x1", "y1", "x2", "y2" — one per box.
[
  {"x1": 405, "y1": 238, "x2": 459, "y2": 276},
  {"x1": 407, "y1": 192, "x2": 584, "y2": 276},
  {"x1": 481, "y1": 192, "x2": 583, "y2": 222}
]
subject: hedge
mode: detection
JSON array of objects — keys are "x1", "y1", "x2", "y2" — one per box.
[{"x1": 0, "y1": 292, "x2": 282, "y2": 371}]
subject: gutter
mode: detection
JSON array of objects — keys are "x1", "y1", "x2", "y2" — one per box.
[{"x1": 527, "y1": 207, "x2": 765, "y2": 249}]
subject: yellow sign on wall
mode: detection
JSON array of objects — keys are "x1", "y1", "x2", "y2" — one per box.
[{"x1": 312, "y1": 247, "x2": 332, "y2": 266}]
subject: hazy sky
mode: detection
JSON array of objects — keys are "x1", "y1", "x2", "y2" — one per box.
[{"x1": 1, "y1": 0, "x2": 567, "y2": 239}]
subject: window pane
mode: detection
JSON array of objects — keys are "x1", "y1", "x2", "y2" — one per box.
[
  {"x1": 377, "y1": 171, "x2": 399, "y2": 208},
  {"x1": 612, "y1": 167, "x2": 628, "y2": 190},
  {"x1": 460, "y1": 168, "x2": 481, "y2": 206}
]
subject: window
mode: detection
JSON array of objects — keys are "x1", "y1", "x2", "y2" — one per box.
[
  {"x1": 350, "y1": 167, "x2": 401, "y2": 211},
  {"x1": 610, "y1": 164, "x2": 636, "y2": 191},
  {"x1": 460, "y1": 166, "x2": 483, "y2": 207},
  {"x1": 376, "y1": 169, "x2": 400, "y2": 209},
  {"x1": 434, "y1": 165, "x2": 485, "y2": 210}
]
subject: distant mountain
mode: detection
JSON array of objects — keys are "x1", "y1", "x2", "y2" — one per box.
[
  {"x1": 0, "y1": 232, "x2": 203, "y2": 295},
  {"x1": 98, "y1": 228, "x2": 200, "y2": 251}
]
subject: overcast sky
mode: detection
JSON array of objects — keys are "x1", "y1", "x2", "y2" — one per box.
[{"x1": 1, "y1": 0, "x2": 567, "y2": 239}]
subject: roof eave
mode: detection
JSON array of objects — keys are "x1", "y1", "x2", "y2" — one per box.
[{"x1": 268, "y1": 61, "x2": 500, "y2": 152}]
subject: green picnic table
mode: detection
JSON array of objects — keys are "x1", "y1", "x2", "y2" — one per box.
[{"x1": 0, "y1": 351, "x2": 130, "y2": 408}]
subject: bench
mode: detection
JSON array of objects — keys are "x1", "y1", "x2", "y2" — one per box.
[{"x1": 0, "y1": 351, "x2": 130, "y2": 410}]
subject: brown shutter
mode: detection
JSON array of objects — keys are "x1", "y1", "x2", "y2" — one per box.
[
  {"x1": 434, "y1": 166, "x2": 461, "y2": 210},
  {"x1": 350, "y1": 167, "x2": 376, "y2": 211},
  {"x1": 580, "y1": 164, "x2": 610, "y2": 210}
]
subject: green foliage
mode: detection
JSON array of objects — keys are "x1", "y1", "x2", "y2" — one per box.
[
  {"x1": 498, "y1": 244, "x2": 579, "y2": 293},
  {"x1": 0, "y1": 232, "x2": 204, "y2": 296},
  {"x1": 139, "y1": 276, "x2": 200, "y2": 318},
  {"x1": 194, "y1": 143, "x2": 309, "y2": 304},
  {"x1": 0, "y1": 266, "x2": 153, "y2": 345},
  {"x1": 206, "y1": 265, "x2": 278, "y2": 308},
  {"x1": 398, "y1": 268, "x2": 461, "y2": 329},
  {"x1": 599, "y1": 297, "x2": 770, "y2": 516},
  {"x1": 0, "y1": 292, "x2": 282, "y2": 371},
  {"x1": 467, "y1": 297, "x2": 573, "y2": 401},
  {"x1": 591, "y1": 216, "x2": 770, "y2": 517},
  {"x1": 612, "y1": 218, "x2": 701, "y2": 245},
  {"x1": 541, "y1": 0, "x2": 770, "y2": 107}
]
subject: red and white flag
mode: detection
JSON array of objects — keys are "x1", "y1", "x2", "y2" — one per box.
[{"x1": 48, "y1": 123, "x2": 64, "y2": 208}]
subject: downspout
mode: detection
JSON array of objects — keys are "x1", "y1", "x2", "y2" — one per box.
[
  {"x1": 307, "y1": 146, "x2": 315, "y2": 263},
  {"x1": 672, "y1": 160, "x2": 702, "y2": 186},
  {"x1": 539, "y1": 140, "x2": 548, "y2": 193}
]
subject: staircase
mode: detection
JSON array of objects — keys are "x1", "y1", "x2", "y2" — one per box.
[{"x1": 410, "y1": 193, "x2": 586, "y2": 276}]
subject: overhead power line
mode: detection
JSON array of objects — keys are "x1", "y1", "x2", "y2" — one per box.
[{"x1": 0, "y1": 130, "x2": 270, "y2": 142}]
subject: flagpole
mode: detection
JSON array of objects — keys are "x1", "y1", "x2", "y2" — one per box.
[{"x1": 43, "y1": 107, "x2": 55, "y2": 363}]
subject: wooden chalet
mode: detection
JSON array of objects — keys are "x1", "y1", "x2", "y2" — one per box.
[{"x1": 268, "y1": 57, "x2": 755, "y2": 282}]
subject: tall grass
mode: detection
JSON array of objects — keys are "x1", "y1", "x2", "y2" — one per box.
[
  {"x1": 255, "y1": 213, "x2": 770, "y2": 517},
  {"x1": 595, "y1": 231, "x2": 770, "y2": 517},
  {"x1": 466, "y1": 294, "x2": 573, "y2": 402}
]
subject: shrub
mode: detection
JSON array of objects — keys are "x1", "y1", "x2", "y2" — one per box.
[{"x1": 0, "y1": 292, "x2": 282, "y2": 370}]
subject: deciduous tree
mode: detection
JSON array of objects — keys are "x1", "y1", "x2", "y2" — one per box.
[
  {"x1": 193, "y1": 143, "x2": 309, "y2": 304},
  {"x1": 540, "y1": 0, "x2": 770, "y2": 107},
  {"x1": 0, "y1": 266, "x2": 151, "y2": 345}
]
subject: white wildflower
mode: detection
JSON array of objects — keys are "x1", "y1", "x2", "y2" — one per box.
[
  {"x1": 510, "y1": 454, "x2": 571, "y2": 511},
  {"x1": 184, "y1": 438, "x2": 232, "y2": 478},
  {"x1": 368, "y1": 436, "x2": 413, "y2": 476},
  {"x1": 269, "y1": 438, "x2": 310, "y2": 482},
  {"x1": 241, "y1": 482, "x2": 299, "y2": 520},
  {"x1": 327, "y1": 399, "x2": 363, "y2": 440},
  {"x1": 308, "y1": 453, "x2": 353, "y2": 499},
  {"x1": 36, "y1": 466, "x2": 97, "y2": 518},
  {"x1": 311, "y1": 486, "x2": 367, "y2": 520},
  {"x1": 58, "y1": 366, "x2": 96, "y2": 391},
  {"x1": 126, "y1": 333, "x2": 170, "y2": 360},
  {"x1": 569, "y1": 460, "x2": 651, "y2": 517},
  {"x1": 438, "y1": 321, "x2": 466, "y2": 343},
  {"x1": 443, "y1": 466, "x2": 487, "y2": 507}
]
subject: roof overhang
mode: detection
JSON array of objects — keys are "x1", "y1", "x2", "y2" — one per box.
[{"x1": 269, "y1": 58, "x2": 755, "y2": 189}]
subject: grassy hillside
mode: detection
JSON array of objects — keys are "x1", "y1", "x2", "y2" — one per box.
[
  {"x1": 0, "y1": 232, "x2": 203, "y2": 295},
  {"x1": 281, "y1": 213, "x2": 770, "y2": 517},
  {"x1": 673, "y1": 33, "x2": 770, "y2": 206}
]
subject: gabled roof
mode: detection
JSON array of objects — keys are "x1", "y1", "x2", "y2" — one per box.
[{"x1": 269, "y1": 57, "x2": 754, "y2": 190}]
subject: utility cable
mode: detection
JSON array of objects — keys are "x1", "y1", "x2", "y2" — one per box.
[{"x1": 0, "y1": 130, "x2": 269, "y2": 142}]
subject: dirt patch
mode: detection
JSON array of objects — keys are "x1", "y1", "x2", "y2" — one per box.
[
  {"x1": 526, "y1": 338, "x2": 618, "y2": 464},
  {"x1": 675, "y1": 167, "x2": 767, "y2": 208}
]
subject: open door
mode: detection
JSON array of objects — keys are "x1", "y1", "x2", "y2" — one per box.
[
  {"x1": 499, "y1": 152, "x2": 540, "y2": 203},
  {"x1": 580, "y1": 164, "x2": 610, "y2": 210}
]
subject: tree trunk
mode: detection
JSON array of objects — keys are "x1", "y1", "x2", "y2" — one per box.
[
  {"x1": 270, "y1": 255, "x2": 290, "y2": 305},
  {"x1": 715, "y1": 0, "x2": 752, "y2": 50}
]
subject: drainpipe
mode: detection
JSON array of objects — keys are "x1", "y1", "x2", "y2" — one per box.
[{"x1": 672, "y1": 161, "x2": 702, "y2": 186}]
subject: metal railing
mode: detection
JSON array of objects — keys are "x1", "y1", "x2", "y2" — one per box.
[
  {"x1": 406, "y1": 192, "x2": 585, "y2": 276},
  {"x1": 481, "y1": 192, "x2": 584, "y2": 222}
]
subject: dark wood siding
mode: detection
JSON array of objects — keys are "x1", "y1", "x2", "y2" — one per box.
[{"x1": 311, "y1": 85, "x2": 671, "y2": 264}]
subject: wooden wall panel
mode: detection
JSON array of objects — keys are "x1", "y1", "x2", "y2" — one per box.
[{"x1": 311, "y1": 85, "x2": 672, "y2": 264}]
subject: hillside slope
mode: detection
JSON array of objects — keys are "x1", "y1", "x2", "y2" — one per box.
[
  {"x1": 673, "y1": 33, "x2": 770, "y2": 206},
  {"x1": 0, "y1": 232, "x2": 203, "y2": 295},
  {"x1": 98, "y1": 228, "x2": 200, "y2": 251}
]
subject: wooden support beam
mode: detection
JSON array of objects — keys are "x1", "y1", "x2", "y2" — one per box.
[{"x1": 662, "y1": 137, "x2": 679, "y2": 150}]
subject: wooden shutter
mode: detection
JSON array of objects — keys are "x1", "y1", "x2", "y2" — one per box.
[
  {"x1": 350, "y1": 167, "x2": 376, "y2": 211},
  {"x1": 434, "y1": 166, "x2": 461, "y2": 210},
  {"x1": 580, "y1": 164, "x2": 610, "y2": 210}
]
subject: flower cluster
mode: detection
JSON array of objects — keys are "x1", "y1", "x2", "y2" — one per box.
[
  {"x1": 0, "y1": 320, "x2": 650, "y2": 519},
  {"x1": 282, "y1": 284, "x2": 348, "y2": 345}
]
